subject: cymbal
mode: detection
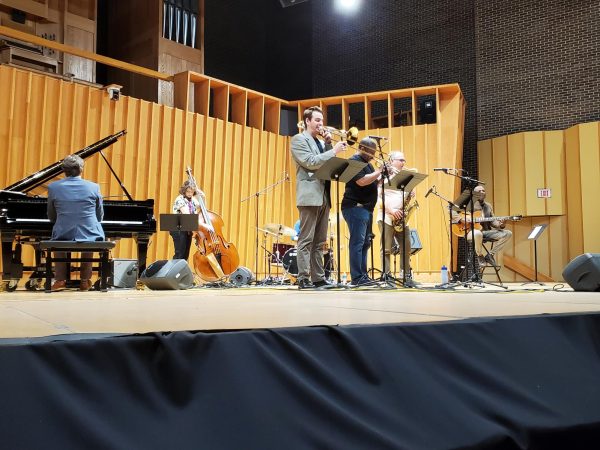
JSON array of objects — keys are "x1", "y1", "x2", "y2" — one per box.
[
  {"x1": 256, "y1": 227, "x2": 278, "y2": 237},
  {"x1": 263, "y1": 223, "x2": 297, "y2": 237}
]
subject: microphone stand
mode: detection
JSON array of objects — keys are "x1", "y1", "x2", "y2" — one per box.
[
  {"x1": 438, "y1": 171, "x2": 507, "y2": 289},
  {"x1": 426, "y1": 188, "x2": 458, "y2": 287},
  {"x1": 241, "y1": 173, "x2": 289, "y2": 281},
  {"x1": 374, "y1": 139, "x2": 399, "y2": 288}
]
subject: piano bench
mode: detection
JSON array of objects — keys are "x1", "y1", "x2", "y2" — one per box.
[{"x1": 39, "y1": 241, "x2": 116, "y2": 293}]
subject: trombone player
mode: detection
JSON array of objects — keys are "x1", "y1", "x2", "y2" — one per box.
[{"x1": 290, "y1": 106, "x2": 347, "y2": 289}]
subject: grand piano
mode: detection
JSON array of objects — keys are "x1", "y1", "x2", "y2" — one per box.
[{"x1": 0, "y1": 130, "x2": 156, "y2": 291}]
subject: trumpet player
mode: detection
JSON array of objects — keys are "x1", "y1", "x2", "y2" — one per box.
[
  {"x1": 290, "y1": 106, "x2": 347, "y2": 289},
  {"x1": 377, "y1": 151, "x2": 418, "y2": 287}
]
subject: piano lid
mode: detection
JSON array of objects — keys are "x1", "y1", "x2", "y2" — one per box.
[{"x1": 3, "y1": 130, "x2": 127, "y2": 195}]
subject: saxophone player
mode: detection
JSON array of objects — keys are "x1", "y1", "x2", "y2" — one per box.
[{"x1": 377, "y1": 151, "x2": 418, "y2": 287}]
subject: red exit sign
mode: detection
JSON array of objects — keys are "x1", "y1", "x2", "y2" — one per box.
[{"x1": 537, "y1": 188, "x2": 552, "y2": 198}]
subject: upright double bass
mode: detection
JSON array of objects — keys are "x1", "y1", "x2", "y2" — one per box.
[{"x1": 186, "y1": 167, "x2": 239, "y2": 281}]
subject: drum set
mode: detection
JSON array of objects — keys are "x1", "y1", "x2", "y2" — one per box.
[{"x1": 256, "y1": 216, "x2": 338, "y2": 285}]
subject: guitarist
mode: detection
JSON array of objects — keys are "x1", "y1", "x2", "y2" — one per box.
[{"x1": 452, "y1": 185, "x2": 513, "y2": 267}]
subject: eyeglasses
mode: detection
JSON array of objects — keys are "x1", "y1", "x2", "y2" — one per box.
[{"x1": 391, "y1": 158, "x2": 406, "y2": 162}]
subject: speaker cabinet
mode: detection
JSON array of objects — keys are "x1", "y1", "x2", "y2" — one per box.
[
  {"x1": 110, "y1": 259, "x2": 138, "y2": 288},
  {"x1": 139, "y1": 259, "x2": 194, "y2": 290},
  {"x1": 562, "y1": 253, "x2": 600, "y2": 292}
]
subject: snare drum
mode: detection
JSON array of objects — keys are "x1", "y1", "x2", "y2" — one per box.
[
  {"x1": 272, "y1": 243, "x2": 294, "y2": 264},
  {"x1": 282, "y1": 247, "x2": 298, "y2": 276}
]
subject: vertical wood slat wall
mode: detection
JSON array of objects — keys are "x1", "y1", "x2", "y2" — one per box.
[
  {"x1": 1, "y1": 65, "x2": 465, "y2": 280},
  {"x1": 0, "y1": 65, "x2": 295, "y2": 277},
  {"x1": 477, "y1": 122, "x2": 600, "y2": 282}
]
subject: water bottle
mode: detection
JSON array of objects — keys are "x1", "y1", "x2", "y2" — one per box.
[
  {"x1": 341, "y1": 273, "x2": 347, "y2": 285},
  {"x1": 440, "y1": 265, "x2": 449, "y2": 284}
]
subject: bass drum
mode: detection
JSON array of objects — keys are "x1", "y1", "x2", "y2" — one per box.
[
  {"x1": 229, "y1": 266, "x2": 254, "y2": 286},
  {"x1": 282, "y1": 247, "x2": 298, "y2": 276}
]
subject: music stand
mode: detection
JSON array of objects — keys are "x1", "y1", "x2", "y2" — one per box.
[
  {"x1": 160, "y1": 213, "x2": 200, "y2": 232},
  {"x1": 315, "y1": 157, "x2": 366, "y2": 285},
  {"x1": 523, "y1": 224, "x2": 548, "y2": 286},
  {"x1": 385, "y1": 170, "x2": 428, "y2": 286},
  {"x1": 452, "y1": 188, "x2": 481, "y2": 284}
]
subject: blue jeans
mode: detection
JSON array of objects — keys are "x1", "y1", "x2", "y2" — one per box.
[{"x1": 342, "y1": 206, "x2": 373, "y2": 282}]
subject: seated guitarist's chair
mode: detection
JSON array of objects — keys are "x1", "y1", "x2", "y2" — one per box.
[{"x1": 480, "y1": 238, "x2": 503, "y2": 284}]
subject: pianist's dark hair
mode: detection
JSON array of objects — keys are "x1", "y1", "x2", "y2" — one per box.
[{"x1": 61, "y1": 155, "x2": 84, "y2": 177}]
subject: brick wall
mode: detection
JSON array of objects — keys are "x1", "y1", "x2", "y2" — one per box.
[
  {"x1": 203, "y1": 0, "x2": 599, "y2": 159},
  {"x1": 476, "y1": 0, "x2": 600, "y2": 140},
  {"x1": 311, "y1": 0, "x2": 479, "y2": 176}
]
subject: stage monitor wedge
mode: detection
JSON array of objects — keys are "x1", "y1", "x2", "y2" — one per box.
[
  {"x1": 140, "y1": 259, "x2": 194, "y2": 290},
  {"x1": 562, "y1": 253, "x2": 600, "y2": 292}
]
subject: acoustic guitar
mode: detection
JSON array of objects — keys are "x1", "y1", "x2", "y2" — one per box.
[{"x1": 452, "y1": 211, "x2": 522, "y2": 236}]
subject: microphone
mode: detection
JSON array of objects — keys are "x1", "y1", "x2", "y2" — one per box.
[
  {"x1": 425, "y1": 186, "x2": 435, "y2": 198},
  {"x1": 368, "y1": 135, "x2": 388, "y2": 142},
  {"x1": 433, "y1": 168, "x2": 454, "y2": 173}
]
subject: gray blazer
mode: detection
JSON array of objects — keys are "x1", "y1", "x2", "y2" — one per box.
[
  {"x1": 47, "y1": 176, "x2": 105, "y2": 241},
  {"x1": 290, "y1": 130, "x2": 335, "y2": 206}
]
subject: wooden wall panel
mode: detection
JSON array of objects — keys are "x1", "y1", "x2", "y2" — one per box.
[
  {"x1": 507, "y1": 133, "x2": 525, "y2": 214},
  {"x1": 477, "y1": 140, "x2": 493, "y2": 203},
  {"x1": 491, "y1": 136, "x2": 509, "y2": 216},
  {"x1": 480, "y1": 122, "x2": 599, "y2": 281},
  {"x1": 544, "y1": 131, "x2": 566, "y2": 216},
  {"x1": 579, "y1": 122, "x2": 600, "y2": 252},
  {"x1": 564, "y1": 125, "x2": 583, "y2": 259},
  {"x1": 523, "y1": 132, "x2": 546, "y2": 216}
]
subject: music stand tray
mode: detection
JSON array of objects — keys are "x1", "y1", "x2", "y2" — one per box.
[
  {"x1": 387, "y1": 170, "x2": 428, "y2": 193},
  {"x1": 160, "y1": 213, "x2": 200, "y2": 232},
  {"x1": 314, "y1": 156, "x2": 366, "y2": 183}
]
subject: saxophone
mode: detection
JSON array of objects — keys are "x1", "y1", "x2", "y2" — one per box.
[{"x1": 392, "y1": 197, "x2": 419, "y2": 232}]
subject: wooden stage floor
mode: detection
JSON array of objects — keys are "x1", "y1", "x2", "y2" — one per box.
[{"x1": 1, "y1": 283, "x2": 599, "y2": 339}]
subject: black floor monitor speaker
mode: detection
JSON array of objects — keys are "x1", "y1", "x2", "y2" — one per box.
[
  {"x1": 110, "y1": 259, "x2": 138, "y2": 288},
  {"x1": 139, "y1": 259, "x2": 194, "y2": 290},
  {"x1": 562, "y1": 253, "x2": 600, "y2": 292}
]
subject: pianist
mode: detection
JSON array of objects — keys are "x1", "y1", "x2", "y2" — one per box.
[{"x1": 47, "y1": 154, "x2": 105, "y2": 291}]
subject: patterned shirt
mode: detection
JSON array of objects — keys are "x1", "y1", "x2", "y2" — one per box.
[{"x1": 172, "y1": 195, "x2": 202, "y2": 214}]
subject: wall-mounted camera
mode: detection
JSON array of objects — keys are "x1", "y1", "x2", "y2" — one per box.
[{"x1": 105, "y1": 84, "x2": 122, "y2": 101}]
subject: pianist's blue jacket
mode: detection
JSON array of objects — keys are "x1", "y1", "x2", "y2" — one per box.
[{"x1": 47, "y1": 176, "x2": 105, "y2": 241}]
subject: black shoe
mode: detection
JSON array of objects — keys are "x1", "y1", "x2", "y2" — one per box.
[
  {"x1": 313, "y1": 279, "x2": 334, "y2": 288},
  {"x1": 298, "y1": 279, "x2": 315, "y2": 290},
  {"x1": 351, "y1": 275, "x2": 375, "y2": 287},
  {"x1": 485, "y1": 254, "x2": 498, "y2": 267},
  {"x1": 403, "y1": 278, "x2": 421, "y2": 288}
]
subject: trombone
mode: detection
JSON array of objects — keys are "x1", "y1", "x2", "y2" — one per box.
[{"x1": 296, "y1": 121, "x2": 390, "y2": 165}]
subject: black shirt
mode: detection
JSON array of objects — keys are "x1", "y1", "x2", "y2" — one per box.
[{"x1": 341, "y1": 154, "x2": 377, "y2": 212}]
